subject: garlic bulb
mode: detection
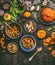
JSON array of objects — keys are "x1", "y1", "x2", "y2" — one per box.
[
  {"x1": 36, "y1": 5, "x2": 40, "y2": 11},
  {"x1": 30, "y1": 6, "x2": 35, "y2": 11},
  {"x1": 42, "y1": 0, "x2": 49, "y2": 6}
]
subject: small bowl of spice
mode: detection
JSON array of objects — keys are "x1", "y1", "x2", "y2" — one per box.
[
  {"x1": 7, "y1": 42, "x2": 18, "y2": 53},
  {"x1": 3, "y1": 2, "x2": 11, "y2": 10}
]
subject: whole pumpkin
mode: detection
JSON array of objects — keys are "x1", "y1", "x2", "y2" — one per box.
[{"x1": 41, "y1": 7, "x2": 55, "y2": 22}]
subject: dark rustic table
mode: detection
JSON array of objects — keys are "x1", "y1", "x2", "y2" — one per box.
[{"x1": 0, "y1": 0, "x2": 55, "y2": 65}]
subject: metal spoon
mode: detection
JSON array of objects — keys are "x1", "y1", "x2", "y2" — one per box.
[
  {"x1": 22, "y1": 47, "x2": 42, "y2": 64},
  {"x1": 28, "y1": 47, "x2": 42, "y2": 61}
]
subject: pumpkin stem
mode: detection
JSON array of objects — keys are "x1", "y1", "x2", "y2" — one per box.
[{"x1": 46, "y1": 14, "x2": 50, "y2": 17}]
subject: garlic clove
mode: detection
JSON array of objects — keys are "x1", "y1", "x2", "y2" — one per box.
[
  {"x1": 36, "y1": 5, "x2": 40, "y2": 11},
  {"x1": 30, "y1": 6, "x2": 35, "y2": 11}
]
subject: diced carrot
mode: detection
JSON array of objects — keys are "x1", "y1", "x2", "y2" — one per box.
[
  {"x1": 50, "y1": 41, "x2": 54, "y2": 45},
  {"x1": 53, "y1": 55, "x2": 55, "y2": 57},
  {"x1": 48, "y1": 47, "x2": 52, "y2": 51},
  {"x1": 51, "y1": 50, "x2": 55, "y2": 55},
  {"x1": 43, "y1": 43, "x2": 48, "y2": 46}
]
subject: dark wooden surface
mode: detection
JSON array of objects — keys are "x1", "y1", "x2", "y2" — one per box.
[{"x1": 0, "y1": 0, "x2": 55, "y2": 65}]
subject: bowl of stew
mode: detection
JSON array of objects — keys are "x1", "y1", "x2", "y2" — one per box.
[
  {"x1": 5, "y1": 22, "x2": 22, "y2": 39},
  {"x1": 20, "y1": 35, "x2": 36, "y2": 52}
]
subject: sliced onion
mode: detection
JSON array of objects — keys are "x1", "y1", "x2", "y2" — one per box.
[{"x1": 0, "y1": 10, "x2": 4, "y2": 16}]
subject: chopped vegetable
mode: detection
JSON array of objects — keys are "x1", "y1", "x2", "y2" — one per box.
[
  {"x1": 25, "y1": 21, "x2": 37, "y2": 33},
  {"x1": 48, "y1": 47, "x2": 52, "y2": 51},
  {"x1": 0, "y1": 38, "x2": 6, "y2": 49},
  {"x1": 36, "y1": 5, "x2": 40, "y2": 11},
  {"x1": 22, "y1": 37, "x2": 34, "y2": 48},
  {"x1": 6, "y1": 23, "x2": 21, "y2": 39},
  {"x1": 30, "y1": 6, "x2": 35, "y2": 11},
  {"x1": 51, "y1": 50, "x2": 55, "y2": 56},
  {"x1": 51, "y1": 32, "x2": 55, "y2": 40},
  {"x1": 52, "y1": 55, "x2": 55, "y2": 57},
  {"x1": 10, "y1": 0, "x2": 26, "y2": 22},
  {"x1": 42, "y1": 0, "x2": 48, "y2": 6},
  {"x1": 7, "y1": 42, "x2": 18, "y2": 53},
  {"x1": 43, "y1": 37, "x2": 54, "y2": 46},
  {"x1": 50, "y1": 41, "x2": 54, "y2": 45},
  {"x1": 47, "y1": 27, "x2": 53, "y2": 31}
]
